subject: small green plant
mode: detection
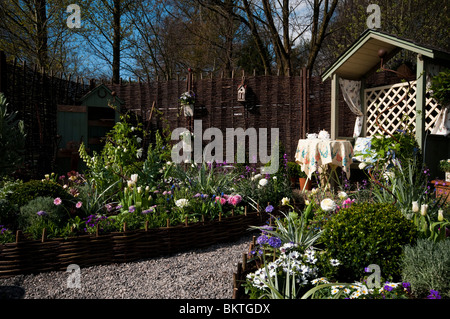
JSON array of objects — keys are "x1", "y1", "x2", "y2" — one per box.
[
  {"x1": 0, "y1": 93, "x2": 26, "y2": 177},
  {"x1": 429, "y1": 68, "x2": 450, "y2": 106},
  {"x1": 18, "y1": 196, "x2": 71, "y2": 239},
  {"x1": 322, "y1": 203, "x2": 418, "y2": 282},
  {"x1": 401, "y1": 238, "x2": 450, "y2": 299},
  {"x1": 0, "y1": 225, "x2": 15, "y2": 244},
  {"x1": 440, "y1": 159, "x2": 450, "y2": 172},
  {"x1": 287, "y1": 162, "x2": 306, "y2": 178}
]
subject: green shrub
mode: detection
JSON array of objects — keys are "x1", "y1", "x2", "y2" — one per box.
[
  {"x1": 401, "y1": 239, "x2": 450, "y2": 299},
  {"x1": 322, "y1": 203, "x2": 417, "y2": 282},
  {"x1": 18, "y1": 196, "x2": 69, "y2": 230},
  {"x1": 6, "y1": 179, "x2": 73, "y2": 208}
]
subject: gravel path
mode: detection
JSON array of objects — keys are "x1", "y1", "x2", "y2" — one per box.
[{"x1": 0, "y1": 234, "x2": 254, "y2": 299}]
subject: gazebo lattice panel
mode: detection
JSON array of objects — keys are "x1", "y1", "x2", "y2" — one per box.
[{"x1": 365, "y1": 81, "x2": 441, "y2": 136}]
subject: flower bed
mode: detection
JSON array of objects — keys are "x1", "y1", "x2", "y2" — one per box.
[{"x1": 0, "y1": 210, "x2": 269, "y2": 278}]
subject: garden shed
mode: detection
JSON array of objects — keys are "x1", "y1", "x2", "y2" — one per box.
[
  {"x1": 56, "y1": 84, "x2": 122, "y2": 172},
  {"x1": 321, "y1": 29, "x2": 450, "y2": 178}
]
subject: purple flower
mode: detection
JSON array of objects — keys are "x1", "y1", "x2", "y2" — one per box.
[
  {"x1": 265, "y1": 205, "x2": 274, "y2": 213},
  {"x1": 129, "y1": 206, "x2": 135, "y2": 213},
  {"x1": 37, "y1": 210, "x2": 47, "y2": 217},
  {"x1": 268, "y1": 237, "x2": 282, "y2": 248},
  {"x1": 427, "y1": 289, "x2": 441, "y2": 299},
  {"x1": 383, "y1": 285, "x2": 394, "y2": 292},
  {"x1": 256, "y1": 235, "x2": 269, "y2": 245}
]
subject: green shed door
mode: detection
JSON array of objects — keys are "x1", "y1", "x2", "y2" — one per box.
[{"x1": 57, "y1": 105, "x2": 88, "y2": 149}]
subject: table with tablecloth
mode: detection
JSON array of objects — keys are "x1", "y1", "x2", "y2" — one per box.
[{"x1": 294, "y1": 139, "x2": 354, "y2": 188}]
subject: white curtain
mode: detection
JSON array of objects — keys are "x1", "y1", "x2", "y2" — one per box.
[
  {"x1": 427, "y1": 64, "x2": 450, "y2": 136},
  {"x1": 339, "y1": 78, "x2": 364, "y2": 137}
]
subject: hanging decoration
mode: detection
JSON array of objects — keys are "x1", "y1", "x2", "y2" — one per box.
[
  {"x1": 180, "y1": 68, "x2": 195, "y2": 117},
  {"x1": 237, "y1": 75, "x2": 247, "y2": 102}
]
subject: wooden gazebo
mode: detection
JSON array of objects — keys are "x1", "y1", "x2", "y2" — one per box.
[{"x1": 321, "y1": 29, "x2": 450, "y2": 177}]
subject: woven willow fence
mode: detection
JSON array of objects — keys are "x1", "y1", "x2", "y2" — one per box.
[{"x1": 365, "y1": 81, "x2": 441, "y2": 136}]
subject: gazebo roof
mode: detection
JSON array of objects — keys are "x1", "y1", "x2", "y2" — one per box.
[{"x1": 321, "y1": 29, "x2": 450, "y2": 81}]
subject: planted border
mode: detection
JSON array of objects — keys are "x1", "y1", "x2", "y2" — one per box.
[{"x1": 0, "y1": 210, "x2": 269, "y2": 278}]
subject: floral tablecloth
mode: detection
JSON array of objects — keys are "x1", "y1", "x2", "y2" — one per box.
[{"x1": 294, "y1": 139, "x2": 354, "y2": 179}]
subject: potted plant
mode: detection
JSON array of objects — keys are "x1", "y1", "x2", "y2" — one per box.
[
  {"x1": 287, "y1": 162, "x2": 311, "y2": 190},
  {"x1": 440, "y1": 159, "x2": 450, "y2": 182}
]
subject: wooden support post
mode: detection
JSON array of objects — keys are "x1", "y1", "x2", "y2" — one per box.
[
  {"x1": 15, "y1": 230, "x2": 22, "y2": 243},
  {"x1": 415, "y1": 54, "x2": 427, "y2": 150},
  {"x1": 41, "y1": 228, "x2": 47, "y2": 243},
  {"x1": 331, "y1": 73, "x2": 340, "y2": 140},
  {"x1": 145, "y1": 220, "x2": 149, "y2": 231},
  {"x1": 242, "y1": 253, "x2": 247, "y2": 271},
  {"x1": 185, "y1": 216, "x2": 188, "y2": 227},
  {"x1": 166, "y1": 219, "x2": 170, "y2": 228}
]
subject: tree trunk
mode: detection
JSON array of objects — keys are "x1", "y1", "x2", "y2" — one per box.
[
  {"x1": 34, "y1": 0, "x2": 48, "y2": 70},
  {"x1": 306, "y1": 0, "x2": 338, "y2": 73},
  {"x1": 112, "y1": 0, "x2": 121, "y2": 84}
]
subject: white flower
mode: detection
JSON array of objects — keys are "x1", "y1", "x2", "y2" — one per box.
[
  {"x1": 311, "y1": 188, "x2": 318, "y2": 195},
  {"x1": 438, "y1": 209, "x2": 444, "y2": 222},
  {"x1": 136, "y1": 148, "x2": 143, "y2": 158},
  {"x1": 383, "y1": 171, "x2": 395, "y2": 180},
  {"x1": 137, "y1": 187, "x2": 142, "y2": 194},
  {"x1": 259, "y1": 178, "x2": 268, "y2": 187},
  {"x1": 330, "y1": 259, "x2": 340, "y2": 267},
  {"x1": 331, "y1": 287, "x2": 340, "y2": 295},
  {"x1": 136, "y1": 137, "x2": 142, "y2": 143},
  {"x1": 358, "y1": 162, "x2": 367, "y2": 170},
  {"x1": 420, "y1": 204, "x2": 428, "y2": 216},
  {"x1": 412, "y1": 201, "x2": 419, "y2": 213},
  {"x1": 320, "y1": 198, "x2": 336, "y2": 212},
  {"x1": 338, "y1": 192, "x2": 348, "y2": 200},
  {"x1": 281, "y1": 197, "x2": 290, "y2": 206},
  {"x1": 252, "y1": 173, "x2": 262, "y2": 181},
  {"x1": 175, "y1": 198, "x2": 189, "y2": 208}
]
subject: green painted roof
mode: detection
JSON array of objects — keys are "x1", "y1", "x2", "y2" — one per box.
[
  {"x1": 79, "y1": 84, "x2": 124, "y2": 106},
  {"x1": 321, "y1": 29, "x2": 450, "y2": 81}
]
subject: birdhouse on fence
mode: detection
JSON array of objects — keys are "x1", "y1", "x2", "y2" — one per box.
[{"x1": 237, "y1": 84, "x2": 247, "y2": 102}]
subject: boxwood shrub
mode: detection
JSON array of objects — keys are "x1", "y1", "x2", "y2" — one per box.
[
  {"x1": 322, "y1": 202, "x2": 418, "y2": 282},
  {"x1": 6, "y1": 179, "x2": 73, "y2": 208}
]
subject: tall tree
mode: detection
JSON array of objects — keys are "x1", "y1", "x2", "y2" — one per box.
[
  {"x1": 0, "y1": 0, "x2": 72, "y2": 71},
  {"x1": 196, "y1": 0, "x2": 338, "y2": 75},
  {"x1": 319, "y1": 0, "x2": 450, "y2": 73}
]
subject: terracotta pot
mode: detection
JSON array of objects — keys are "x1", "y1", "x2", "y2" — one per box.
[{"x1": 299, "y1": 177, "x2": 312, "y2": 191}]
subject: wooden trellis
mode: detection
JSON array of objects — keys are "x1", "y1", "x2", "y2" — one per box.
[{"x1": 365, "y1": 81, "x2": 441, "y2": 136}]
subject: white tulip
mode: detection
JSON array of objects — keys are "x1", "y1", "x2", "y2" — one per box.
[
  {"x1": 420, "y1": 204, "x2": 428, "y2": 216},
  {"x1": 412, "y1": 201, "x2": 419, "y2": 213},
  {"x1": 338, "y1": 192, "x2": 348, "y2": 200},
  {"x1": 438, "y1": 209, "x2": 444, "y2": 222},
  {"x1": 259, "y1": 178, "x2": 268, "y2": 187}
]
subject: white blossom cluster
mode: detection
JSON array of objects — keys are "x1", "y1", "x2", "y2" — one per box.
[{"x1": 246, "y1": 243, "x2": 319, "y2": 290}]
